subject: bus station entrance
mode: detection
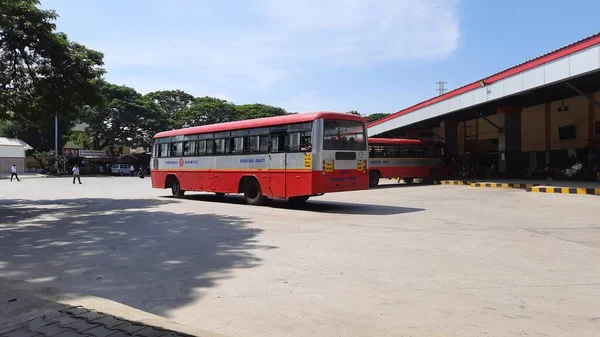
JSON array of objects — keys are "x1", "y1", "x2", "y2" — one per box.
[{"x1": 368, "y1": 34, "x2": 600, "y2": 183}]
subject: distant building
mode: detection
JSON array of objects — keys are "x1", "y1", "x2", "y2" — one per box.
[
  {"x1": 0, "y1": 137, "x2": 33, "y2": 173},
  {"x1": 63, "y1": 121, "x2": 132, "y2": 159}
]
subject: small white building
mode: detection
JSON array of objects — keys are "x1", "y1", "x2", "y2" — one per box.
[{"x1": 0, "y1": 137, "x2": 33, "y2": 173}]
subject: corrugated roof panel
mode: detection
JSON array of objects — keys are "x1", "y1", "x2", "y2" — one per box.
[{"x1": 369, "y1": 32, "x2": 600, "y2": 128}]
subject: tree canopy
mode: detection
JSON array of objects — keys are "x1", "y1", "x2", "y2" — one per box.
[
  {"x1": 346, "y1": 111, "x2": 391, "y2": 123},
  {"x1": 145, "y1": 90, "x2": 194, "y2": 129},
  {"x1": 0, "y1": 1, "x2": 393, "y2": 154},
  {"x1": 79, "y1": 80, "x2": 166, "y2": 150},
  {"x1": 0, "y1": 0, "x2": 104, "y2": 126},
  {"x1": 364, "y1": 112, "x2": 391, "y2": 123}
]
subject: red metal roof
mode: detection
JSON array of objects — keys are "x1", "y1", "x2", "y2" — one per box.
[
  {"x1": 154, "y1": 111, "x2": 366, "y2": 138},
  {"x1": 369, "y1": 33, "x2": 600, "y2": 128}
]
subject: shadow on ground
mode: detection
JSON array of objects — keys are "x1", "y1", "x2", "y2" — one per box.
[
  {"x1": 0, "y1": 198, "x2": 271, "y2": 317},
  {"x1": 178, "y1": 194, "x2": 424, "y2": 215}
]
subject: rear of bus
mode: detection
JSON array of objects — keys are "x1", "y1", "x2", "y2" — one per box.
[{"x1": 311, "y1": 114, "x2": 369, "y2": 194}]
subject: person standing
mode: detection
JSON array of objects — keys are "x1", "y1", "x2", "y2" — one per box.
[
  {"x1": 10, "y1": 164, "x2": 20, "y2": 182},
  {"x1": 72, "y1": 164, "x2": 82, "y2": 184},
  {"x1": 129, "y1": 164, "x2": 135, "y2": 176}
]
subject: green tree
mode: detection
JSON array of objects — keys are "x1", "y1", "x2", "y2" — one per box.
[
  {"x1": 235, "y1": 103, "x2": 287, "y2": 120},
  {"x1": 180, "y1": 96, "x2": 238, "y2": 127},
  {"x1": 81, "y1": 81, "x2": 166, "y2": 150},
  {"x1": 364, "y1": 113, "x2": 391, "y2": 123},
  {"x1": 0, "y1": 0, "x2": 104, "y2": 125},
  {"x1": 347, "y1": 110, "x2": 361, "y2": 116},
  {"x1": 145, "y1": 90, "x2": 194, "y2": 129}
]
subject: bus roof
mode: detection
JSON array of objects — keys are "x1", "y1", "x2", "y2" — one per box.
[
  {"x1": 368, "y1": 137, "x2": 445, "y2": 146},
  {"x1": 154, "y1": 111, "x2": 366, "y2": 139}
]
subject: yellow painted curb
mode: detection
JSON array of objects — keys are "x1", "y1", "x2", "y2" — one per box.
[
  {"x1": 470, "y1": 182, "x2": 538, "y2": 189},
  {"x1": 434, "y1": 180, "x2": 475, "y2": 186},
  {"x1": 526, "y1": 186, "x2": 600, "y2": 196}
]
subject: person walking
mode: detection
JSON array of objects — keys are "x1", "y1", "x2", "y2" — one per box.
[
  {"x1": 72, "y1": 164, "x2": 82, "y2": 184},
  {"x1": 10, "y1": 164, "x2": 20, "y2": 182}
]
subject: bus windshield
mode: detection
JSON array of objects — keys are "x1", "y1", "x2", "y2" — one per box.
[{"x1": 323, "y1": 120, "x2": 366, "y2": 150}]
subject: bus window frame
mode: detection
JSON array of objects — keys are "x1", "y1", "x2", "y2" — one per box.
[{"x1": 153, "y1": 120, "x2": 321, "y2": 157}]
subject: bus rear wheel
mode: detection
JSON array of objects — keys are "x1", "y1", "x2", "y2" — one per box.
[
  {"x1": 426, "y1": 169, "x2": 440, "y2": 184},
  {"x1": 171, "y1": 177, "x2": 185, "y2": 198},
  {"x1": 244, "y1": 179, "x2": 267, "y2": 206},
  {"x1": 369, "y1": 171, "x2": 380, "y2": 187},
  {"x1": 404, "y1": 178, "x2": 414, "y2": 184}
]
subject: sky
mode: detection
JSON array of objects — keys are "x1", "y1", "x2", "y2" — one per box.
[{"x1": 42, "y1": 0, "x2": 600, "y2": 115}]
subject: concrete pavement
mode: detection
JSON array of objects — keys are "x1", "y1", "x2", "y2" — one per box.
[
  {"x1": 1, "y1": 177, "x2": 599, "y2": 336},
  {"x1": 0, "y1": 277, "x2": 226, "y2": 337}
]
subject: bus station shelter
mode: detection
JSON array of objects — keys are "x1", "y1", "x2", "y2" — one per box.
[{"x1": 368, "y1": 33, "x2": 600, "y2": 181}]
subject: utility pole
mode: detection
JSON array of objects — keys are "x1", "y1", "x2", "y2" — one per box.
[
  {"x1": 55, "y1": 115, "x2": 59, "y2": 172},
  {"x1": 436, "y1": 81, "x2": 447, "y2": 96}
]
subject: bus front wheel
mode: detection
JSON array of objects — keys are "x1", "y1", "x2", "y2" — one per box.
[
  {"x1": 369, "y1": 171, "x2": 380, "y2": 187},
  {"x1": 243, "y1": 179, "x2": 267, "y2": 206},
  {"x1": 171, "y1": 177, "x2": 185, "y2": 198},
  {"x1": 404, "y1": 178, "x2": 414, "y2": 184}
]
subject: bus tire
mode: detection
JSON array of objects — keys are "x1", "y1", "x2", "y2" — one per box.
[
  {"x1": 369, "y1": 170, "x2": 380, "y2": 187},
  {"x1": 404, "y1": 178, "x2": 414, "y2": 184},
  {"x1": 169, "y1": 176, "x2": 185, "y2": 198},
  {"x1": 426, "y1": 169, "x2": 440, "y2": 184},
  {"x1": 242, "y1": 178, "x2": 267, "y2": 206},
  {"x1": 288, "y1": 196, "x2": 310, "y2": 205}
]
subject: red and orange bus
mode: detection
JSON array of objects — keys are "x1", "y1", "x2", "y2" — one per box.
[
  {"x1": 151, "y1": 112, "x2": 369, "y2": 205},
  {"x1": 367, "y1": 138, "x2": 452, "y2": 187}
]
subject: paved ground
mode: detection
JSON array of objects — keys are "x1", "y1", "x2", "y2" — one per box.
[
  {"x1": 1, "y1": 305, "x2": 193, "y2": 337},
  {"x1": 1, "y1": 177, "x2": 599, "y2": 337}
]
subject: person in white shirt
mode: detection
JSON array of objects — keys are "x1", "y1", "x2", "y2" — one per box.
[
  {"x1": 72, "y1": 165, "x2": 82, "y2": 184},
  {"x1": 130, "y1": 165, "x2": 135, "y2": 176},
  {"x1": 10, "y1": 164, "x2": 20, "y2": 182}
]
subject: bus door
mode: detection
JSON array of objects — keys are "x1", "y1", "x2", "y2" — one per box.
[{"x1": 268, "y1": 132, "x2": 287, "y2": 198}]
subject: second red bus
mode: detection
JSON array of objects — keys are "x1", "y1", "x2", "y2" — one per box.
[{"x1": 368, "y1": 138, "x2": 452, "y2": 187}]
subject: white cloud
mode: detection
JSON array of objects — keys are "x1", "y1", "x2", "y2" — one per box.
[
  {"x1": 54, "y1": 0, "x2": 460, "y2": 106},
  {"x1": 262, "y1": 0, "x2": 460, "y2": 65}
]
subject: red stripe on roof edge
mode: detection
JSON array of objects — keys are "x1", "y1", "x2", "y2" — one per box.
[
  {"x1": 154, "y1": 111, "x2": 365, "y2": 138},
  {"x1": 369, "y1": 33, "x2": 600, "y2": 128}
]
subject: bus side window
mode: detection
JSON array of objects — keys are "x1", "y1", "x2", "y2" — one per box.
[
  {"x1": 183, "y1": 141, "x2": 196, "y2": 156},
  {"x1": 270, "y1": 134, "x2": 285, "y2": 153},
  {"x1": 214, "y1": 139, "x2": 225, "y2": 155},
  {"x1": 246, "y1": 136, "x2": 259, "y2": 153},
  {"x1": 160, "y1": 143, "x2": 168, "y2": 157},
  {"x1": 413, "y1": 148, "x2": 423, "y2": 158},
  {"x1": 287, "y1": 132, "x2": 300, "y2": 152},
  {"x1": 206, "y1": 140, "x2": 214, "y2": 154},
  {"x1": 300, "y1": 132, "x2": 312, "y2": 152},
  {"x1": 225, "y1": 138, "x2": 234, "y2": 154},
  {"x1": 197, "y1": 140, "x2": 207, "y2": 155},
  {"x1": 234, "y1": 137, "x2": 244, "y2": 154},
  {"x1": 171, "y1": 142, "x2": 183, "y2": 157},
  {"x1": 259, "y1": 135, "x2": 269, "y2": 153}
]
